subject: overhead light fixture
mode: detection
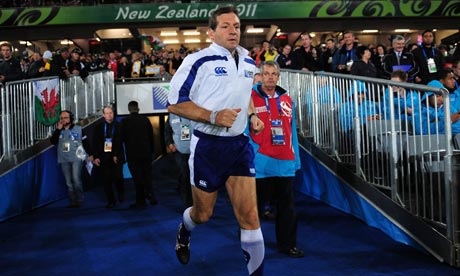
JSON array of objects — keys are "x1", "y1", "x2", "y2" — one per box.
[
  {"x1": 395, "y1": 29, "x2": 411, "y2": 33},
  {"x1": 184, "y1": 38, "x2": 201, "y2": 43},
  {"x1": 206, "y1": 38, "x2": 212, "y2": 43},
  {"x1": 19, "y1": 41, "x2": 27, "y2": 45},
  {"x1": 433, "y1": 29, "x2": 437, "y2": 32},
  {"x1": 183, "y1": 30, "x2": 200, "y2": 36},
  {"x1": 163, "y1": 39, "x2": 179, "y2": 44},
  {"x1": 362, "y1": 30, "x2": 379, "y2": 33},
  {"x1": 96, "y1": 28, "x2": 133, "y2": 39},
  {"x1": 310, "y1": 33, "x2": 316, "y2": 37},
  {"x1": 60, "y1": 40, "x2": 74, "y2": 45},
  {"x1": 160, "y1": 31, "x2": 177, "y2": 37},
  {"x1": 247, "y1": 28, "x2": 264, "y2": 34}
]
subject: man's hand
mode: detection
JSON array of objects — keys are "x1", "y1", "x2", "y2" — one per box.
[
  {"x1": 168, "y1": 144, "x2": 177, "y2": 153},
  {"x1": 215, "y1": 108, "x2": 241, "y2": 127},
  {"x1": 250, "y1": 115, "x2": 264, "y2": 135},
  {"x1": 93, "y1": 158, "x2": 101, "y2": 166}
]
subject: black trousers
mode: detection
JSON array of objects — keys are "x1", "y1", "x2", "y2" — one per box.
[
  {"x1": 256, "y1": 177, "x2": 298, "y2": 250},
  {"x1": 100, "y1": 160, "x2": 124, "y2": 205},
  {"x1": 127, "y1": 159, "x2": 154, "y2": 205},
  {"x1": 174, "y1": 152, "x2": 193, "y2": 208}
]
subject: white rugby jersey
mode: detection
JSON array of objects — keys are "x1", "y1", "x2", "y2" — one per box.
[{"x1": 168, "y1": 43, "x2": 256, "y2": 136}]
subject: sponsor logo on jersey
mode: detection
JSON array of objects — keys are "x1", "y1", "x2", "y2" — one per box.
[
  {"x1": 214, "y1": 67, "x2": 228, "y2": 76},
  {"x1": 244, "y1": 70, "x2": 254, "y2": 78},
  {"x1": 249, "y1": 168, "x2": 255, "y2": 174},
  {"x1": 199, "y1": 179, "x2": 208, "y2": 187}
]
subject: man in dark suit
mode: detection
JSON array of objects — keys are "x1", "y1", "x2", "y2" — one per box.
[
  {"x1": 121, "y1": 101, "x2": 156, "y2": 209},
  {"x1": 91, "y1": 105, "x2": 124, "y2": 208}
]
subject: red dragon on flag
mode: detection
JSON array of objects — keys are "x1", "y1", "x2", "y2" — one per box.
[{"x1": 34, "y1": 78, "x2": 61, "y2": 126}]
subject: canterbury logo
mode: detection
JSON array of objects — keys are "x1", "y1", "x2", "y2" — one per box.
[{"x1": 214, "y1": 67, "x2": 228, "y2": 76}]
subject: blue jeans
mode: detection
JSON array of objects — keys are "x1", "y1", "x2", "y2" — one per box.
[{"x1": 60, "y1": 161, "x2": 83, "y2": 203}]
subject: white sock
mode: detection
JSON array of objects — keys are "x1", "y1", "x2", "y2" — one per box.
[
  {"x1": 241, "y1": 228, "x2": 265, "y2": 275},
  {"x1": 182, "y1": 207, "x2": 196, "y2": 232}
]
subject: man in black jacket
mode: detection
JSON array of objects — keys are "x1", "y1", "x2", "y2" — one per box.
[
  {"x1": 0, "y1": 42, "x2": 23, "y2": 84},
  {"x1": 90, "y1": 106, "x2": 125, "y2": 208},
  {"x1": 121, "y1": 101, "x2": 157, "y2": 209},
  {"x1": 412, "y1": 30, "x2": 445, "y2": 84}
]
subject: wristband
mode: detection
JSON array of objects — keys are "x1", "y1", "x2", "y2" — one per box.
[
  {"x1": 210, "y1": 110, "x2": 219, "y2": 125},
  {"x1": 248, "y1": 112, "x2": 258, "y2": 121}
]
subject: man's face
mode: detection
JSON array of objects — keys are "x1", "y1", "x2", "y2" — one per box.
[
  {"x1": 393, "y1": 40, "x2": 405, "y2": 52},
  {"x1": 103, "y1": 107, "x2": 114, "y2": 123},
  {"x1": 326, "y1": 40, "x2": 335, "y2": 49},
  {"x1": 1, "y1": 46, "x2": 12, "y2": 59},
  {"x1": 441, "y1": 73, "x2": 456, "y2": 90},
  {"x1": 208, "y1": 12, "x2": 240, "y2": 52},
  {"x1": 301, "y1": 35, "x2": 312, "y2": 48},
  {"x1": 344, "y1": 33, "x2": 354, "y2": 46},
  {"x1": 423, "y1": 32, "x2": 434, "y2": 45},
  {"x1": 261, "y1": 65, "x2": 279, "y2": 90},
  {"x1": 71, "y1": 52, "x2": 80, "y2": 61},
  {"x1": 282, "y1": 45, "x2": 291, "y2": 55},
  {"x1": 453, "y1": 64, "x2": 460, "y2": 78},
  {"x1": 60, "y1": 112, "x2": 71, "y2": 127}
]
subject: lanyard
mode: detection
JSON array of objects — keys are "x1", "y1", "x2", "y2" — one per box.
[
  {"x1": 346, "y1": 49, "x2": 352, "y2": 61},
  {"x1": 104, "y1": 122, "x2": 114, "y2": 138},
  {"x1": 422, "y1": 47, "x2": 435, "y2": 59},
  {"x1": 264, "y1": 94, "x2": 282, "y2": 122}
]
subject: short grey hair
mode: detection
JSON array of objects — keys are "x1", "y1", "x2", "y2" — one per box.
[{"x1": 392, "y1": 35, "x2": 405, "y2": 46}]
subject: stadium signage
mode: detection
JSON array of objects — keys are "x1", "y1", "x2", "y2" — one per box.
[{"x1": 115, "y1": 4, "x2": 258, "y2": 21}]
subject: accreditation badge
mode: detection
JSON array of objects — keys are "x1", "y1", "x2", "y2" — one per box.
[
  {"x1": 180, "y1": 124, "x2": 190, "y2": 141},
  {"x1": 62, "y1": 142, "x2": 70, "y2": 152},
  {"x1": 427, "y1": 58, "x2": 437, "y2": 73},
  {"x1": 271, "y1": 119, "x2": 285, "y2": 145},
  {"x1": 104, "y1": 138, "x2": 113, "y2": 152}
]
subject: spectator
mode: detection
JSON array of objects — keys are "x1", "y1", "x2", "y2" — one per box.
[
  {"x1": 332, "y1": 31, "x2": 359, "y2": 73},
  {"x1": 0, "y1": 42, "x2": 23, "y2": 83},
  {"x1": 412, "y1": 29, "x2": 445, "y2": 84},
  {"x1": 275, "y1": 44, "x2": 293, "y2": 69},
  {"x1": 381, "y1": 35, "x2": 418, "y2": 81},
  {"x1": 117, "y1": 56, "x2": 131, "y2": 80},
  {"x1": 371, "y1": 44, "x2": 386, "y2": 78},
  {"x1": 350, "y1": 45, "x2": 377, "y2": 78},
  {"x1": 291, "y1": 32, "x2": 322, "y2": 71},
  {"x1": 66, "y1": 48, "x2": 89, "y2": 78},
  {"x1": 44, "y1": 47, "x2": 70, "y2": 79},
  {"x1": 322, "y1": 38, "x2": 337, "y2": 72}
]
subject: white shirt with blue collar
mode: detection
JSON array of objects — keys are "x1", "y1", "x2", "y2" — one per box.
[{"x1": 168, "y1": 43, "x2": 256, "y2": 137}]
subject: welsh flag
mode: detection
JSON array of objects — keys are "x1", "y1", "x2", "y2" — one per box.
[{"x1": 34, "y1": 78, "x2": 60, "y2": 126}]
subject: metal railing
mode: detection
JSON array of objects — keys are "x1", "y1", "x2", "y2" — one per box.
[
  {"x1": 0, "y1": 70, "x2": 114, "y2": 160},
  {"x1": 280, "y1": 69, "x2": 460, "y2": 265}
]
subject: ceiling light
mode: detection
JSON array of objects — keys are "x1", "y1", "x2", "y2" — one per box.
[
  {"x1": 362, "y1": 30, "x2": 378, "y2": 33},
  {"x1": 247, "y1": 28, "x2": 264, "y2": 34},
  {"x1": 394, "y1": 29, "x2": 410, "y2": 33},
  {"x1": 60, "y1": 40, "x2": 74, "y2": 45},
  {"x1": 163, "y1": 39, "x2": 179, "y2": 44},
  {"x1": 310, "y1": 33, "x2": 316, "y2": 37},
  {"x1": 183, "y1": 30, "x2": 200, "y2": 36},
  {"x1": 160, "y1": 31, "x2": 177, "y2": 37},
  {"x1": 95, "y1": 28, "x2": 133, "y2": 39},
  {"x1": 184, "y1": 38, "x2": 201, "y2": 43},
  {"x1": 206, "y1": 38, "x2": 212, "y2": 43},
  {"x1": 19, "y1": 41, "x2": 27, "y2": 45}
]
